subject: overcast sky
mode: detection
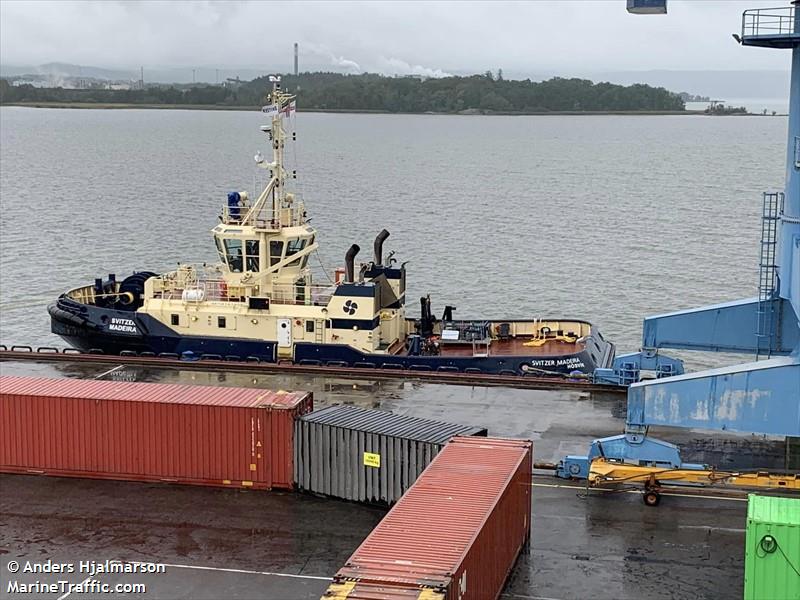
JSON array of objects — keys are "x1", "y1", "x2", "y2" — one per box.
[{"x1": 0, "y1": 0, "x2": 792, "y2": 76}]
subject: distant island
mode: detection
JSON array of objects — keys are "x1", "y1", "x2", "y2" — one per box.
[
  {"x1": 705, "y1": 101, "x2": 749, "y2": 115},
  {"x1": 0, "y1": 71, "x2": 688, "y2": 114}
]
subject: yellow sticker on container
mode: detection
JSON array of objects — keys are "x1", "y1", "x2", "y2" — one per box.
[
  {"x1": 363, "y1": 452, "x2": 381, "y2": 468},
  {"x1": 418, "y1": 589, "x2": 446, "y2": 600},
  {"x1": 324, "y1": 581, "x2": 356, "y2": 599}
]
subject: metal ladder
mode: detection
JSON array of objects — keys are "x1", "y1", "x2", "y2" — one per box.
[
  {"x1": 756, "y1": 192, "x2": 782, "y2": 359},
  {"x1": 314, "y1": 319, "x2": 325, "y2": 344}
]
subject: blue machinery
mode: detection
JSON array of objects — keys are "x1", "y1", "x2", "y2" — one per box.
[{"x1": 561, "y1": 3, "x2": 800, "y2": 479}]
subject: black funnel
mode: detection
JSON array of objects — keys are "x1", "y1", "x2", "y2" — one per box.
[
  {"x1": 373, "y1": 229, "x2": 390, "y2": 265},
  {"x1": 345, "y1": 244, "x2": 360, "y2": 283}
]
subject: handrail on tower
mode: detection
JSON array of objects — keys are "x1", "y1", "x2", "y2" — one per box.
[{"x1": 740, "y1": 5, "x2": 798, "y2": 47}]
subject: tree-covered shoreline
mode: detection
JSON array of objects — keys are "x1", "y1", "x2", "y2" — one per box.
[{"x1": 1, "y1": 71, "x2": 685, "y2": 113}]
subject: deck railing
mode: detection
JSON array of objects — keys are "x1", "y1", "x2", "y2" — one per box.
[
  {"x1": 268, "y1": 283, "x2": 335, "y2": 306},
  {"x1": 155, "y1": 268, "x2": 335, "y2": 306},
  {"x1": 221, "y1": 200, "x2": 307, "y2": 229},
  {"x1": 742, "y1": 6, "x2": 796, "y2": 38},
  {"x1": 155, "y1": 265, "x2": 235, "y2": 302}
]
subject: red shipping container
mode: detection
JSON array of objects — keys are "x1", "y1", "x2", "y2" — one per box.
[
  {"x1": 324, "y1": 436, "x2": 532, "y2": 600},
  {"x1": 0, "y1": 376, "x2": 312, "y2": 490}
]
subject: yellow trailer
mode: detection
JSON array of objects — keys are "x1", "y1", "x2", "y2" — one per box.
[{"x1": 587, "y1": 458, "x2": 800, "y2": 506}]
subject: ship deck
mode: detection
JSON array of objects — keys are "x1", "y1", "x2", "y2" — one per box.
[{"x1": 431, "y1": 336, "x2": 585, "y2": 357}]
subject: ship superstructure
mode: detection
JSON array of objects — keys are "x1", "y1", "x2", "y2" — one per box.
[{"x1": 140, "y1": 83, "x2": 407, "y2": 361}]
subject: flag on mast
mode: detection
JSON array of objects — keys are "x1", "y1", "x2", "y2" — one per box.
[{"x1": 280, "y1": 100, "x2": 296, "y2": 116}]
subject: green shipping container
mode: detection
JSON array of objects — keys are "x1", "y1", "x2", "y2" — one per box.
[{"x1": 745, "y1": 494, "x2": 800, "y2": 600}]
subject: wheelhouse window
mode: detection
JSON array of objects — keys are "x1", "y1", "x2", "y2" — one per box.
[
  {"x1": 245, "y1": 240, "x2": 260, "y2": 272},
  {"x1": 286, "y1": 237, "x2": 310, "y2": 267},
  {"x1": 269, "y1": 241, "x2": 285, "y2": 266},
  {"x1": 223, "y1": 239, "x2": 243, "y2": 272},
  {"x1": 214, "y1": 237, "x2": 225, "y2": 263},
  {"x1": 286, "y1": 238, "x2": 306, "y2": 256}
]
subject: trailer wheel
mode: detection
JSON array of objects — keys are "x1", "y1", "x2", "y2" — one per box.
[{"x1": 643, "y1": 491, "x2": 661, "y2": 507}]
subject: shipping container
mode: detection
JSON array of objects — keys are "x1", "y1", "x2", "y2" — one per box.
[
  {"x1": 0, "y1": 376, "x2": 312, "y2": 490},
  {"x1": 744, "y1": 494, "x2": 800, "y2": 600},
  {"x1": 294, "y1": 405, "x2": 486, "y2": 504},
  {"x1": 322, "y1": 436, "x2": 532, "y2": 600}
]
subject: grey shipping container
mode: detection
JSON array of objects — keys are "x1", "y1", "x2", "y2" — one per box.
[{"x1": 293, "y1": 405, "x2": 487, "y2": 504}]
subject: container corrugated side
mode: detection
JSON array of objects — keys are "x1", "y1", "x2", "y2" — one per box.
[
  {"x1": 299, "y1": 405, "x2": 487, "y2": 444},
  {"x1": 744, "y1": 494, "x2": 800, "y2": 600},
  {"x1": 325, "y1": 436, "x2": 532, "y2": 600},
  {"x1": 0, "y1": 376, "x2": 312, "y2": 489},
  {"x1": 295, "y1": 405, "x2": 487, "y2": 505}
]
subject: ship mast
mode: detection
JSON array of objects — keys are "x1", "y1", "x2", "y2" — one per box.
[
  {"x1": 264, "y1": 77, "x2": 293, "y2": 218},
  {"x1": 240, "y1": 75, "x2": 301, "y2": 229},
  {"x1": 212, "y1": 74, "x2": 315, "y2": 288}
]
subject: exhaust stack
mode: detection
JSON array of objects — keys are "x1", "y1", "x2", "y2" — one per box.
[
  {"x1": 344, "y1": 244, "x2": 360, "y2": 283},
  {"x1": 373, "y1": 229, "x2": 390, "y2": 265}
]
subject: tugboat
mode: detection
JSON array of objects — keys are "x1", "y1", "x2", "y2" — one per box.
[{"x1": 49, "y1": 78, "x2": 615, "y2": 378}]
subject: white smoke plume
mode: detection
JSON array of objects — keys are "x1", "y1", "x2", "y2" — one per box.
[
  {"x1": 302, "y1": 42, "x2": 361, "y2": 73},
  {"x1": 376, "y1": 57, "x2": 451, "y2": 78}
]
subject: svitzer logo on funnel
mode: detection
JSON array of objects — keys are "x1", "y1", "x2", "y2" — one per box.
[{"x1": 343, "y1": 300, "x2": 358, "y2": 315}]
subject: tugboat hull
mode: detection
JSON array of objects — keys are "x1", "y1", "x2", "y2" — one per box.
[
  {"x1": 49, "y1": 296, "x2": 278, "y2": 359},
  {"x1": 50, "y1": 296, "x2": 612, "y2": 376},
  {"x1": 49, "y1": 298, "x2": 150, "y2": 355}
]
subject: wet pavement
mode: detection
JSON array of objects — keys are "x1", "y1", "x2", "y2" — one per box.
[
  {"x1": 0, "y1": 473, "x2": 750, "y2": 600},
  {"x1": 0, "y1": 474, "x2": 378, "y2": 600},
  {"x1": 0, "y1": 358, "x2": 790, "y2": 599}
]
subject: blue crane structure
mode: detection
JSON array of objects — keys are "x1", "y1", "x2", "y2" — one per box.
[{"x1": 561, "y1": 2, "x2": 800, "y2": 479}]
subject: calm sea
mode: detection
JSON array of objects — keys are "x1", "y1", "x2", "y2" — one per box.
[{"x1": 0, "y1": 107, "x2": 789, "y2": 371}]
